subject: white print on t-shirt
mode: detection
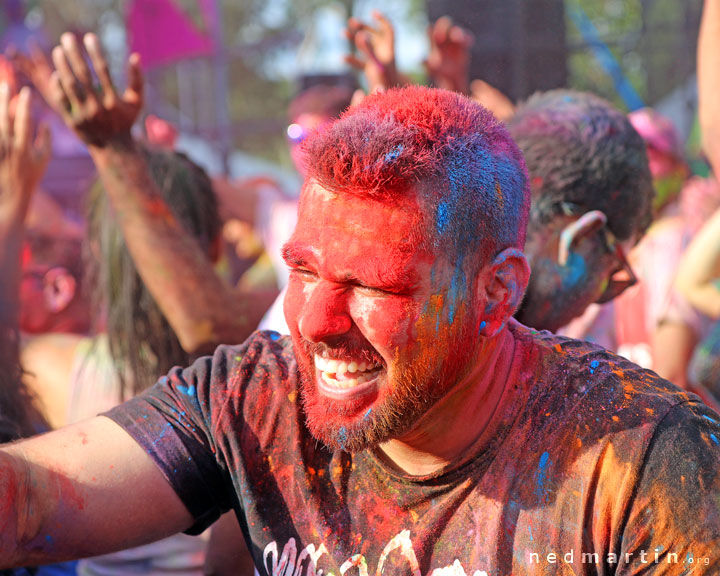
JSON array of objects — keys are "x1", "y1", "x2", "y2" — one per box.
[{"x1": 263, "y1": 530, "x2": 489, "y2": 576}]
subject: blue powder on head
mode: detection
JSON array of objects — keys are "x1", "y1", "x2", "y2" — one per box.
[
  {"x1": 364, "y1": 408, "x2": 372, "y2": 420},
  {"x1": 384, "y1": 143, "x2": 404, "y2": 163},
  {"x1": 479, "y1": 320, "x2": 487, "y2": 334},
  {"x1": 436, "y1": 202, "x2": 449, "y2": 235},
  {"x1": 712, "y1": 434, "x2": 719, "y2": 446},
  {"x1": 269, "y1": 331, "x2": 281, "y2": 341}
]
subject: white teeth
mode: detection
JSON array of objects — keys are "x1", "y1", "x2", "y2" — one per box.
[
  {"x1": 314, "y1": 355, "x2": 327, "y2": 371},
  {"x1": 321, "y1": 371, "x2": 375, "y2": 389},
  {"x1": 314, "y1": 355, "x2": 382, "y2": 389}
]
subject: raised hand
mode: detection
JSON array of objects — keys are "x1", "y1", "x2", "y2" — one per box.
[
  {"x1": 7, "y1": 41, "x2": 55, "y2": 109},
  {"x1": 344, "y1": 11, "x2": 402, "y2": 93},
  {"x1": 425, "y1": 16, "x2": 474, "y2": 94},
  {"x1": 49, "y1": 33, "x2": 143, "y2": 148},
  {"x1": 0, "y1": 84, "x2": 51, "y2": 223}
]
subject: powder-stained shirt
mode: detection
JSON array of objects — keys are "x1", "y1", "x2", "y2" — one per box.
[{"x1": 106, "y1": 322, "x2": 720, "y2": 575}]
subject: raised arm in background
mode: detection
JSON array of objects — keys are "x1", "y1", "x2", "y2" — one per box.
[
  {"x1": 43, "y1": 33, "x2": 275, "y2": 355},
  {"x1": 675, "y1": 0, "x2": 720, "y2": 318},
  {"x1": 424, "y1": 16, "x2": 474, "y2": 95}
]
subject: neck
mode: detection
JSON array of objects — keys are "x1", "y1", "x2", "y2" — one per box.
[{"x1": 378, "y1": 326, "x2": 516, "y2": 476}]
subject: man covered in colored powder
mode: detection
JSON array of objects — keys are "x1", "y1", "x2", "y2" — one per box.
[
  {"x1": 2, "y1": 37, "x2": 720, "y2": 576},
  {"x1": 509, "y1": 90, "x2": 655, "y2": 336}
]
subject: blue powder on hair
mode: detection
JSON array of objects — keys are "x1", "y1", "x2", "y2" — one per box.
[
  {"x1": 436, "y1": 202, "x2": 449, "y2": 235},
  {"x1": 384, "y1": 144, "x2": 404, "y2": 163}
]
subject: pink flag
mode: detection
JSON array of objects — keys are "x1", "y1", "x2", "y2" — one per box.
[{"x1": 127, "y1": 0, "x2": 214, "y2": 68}]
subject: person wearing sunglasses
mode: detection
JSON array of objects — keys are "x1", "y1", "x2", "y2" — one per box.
[{"x1": 508, "y1": 90, "x2": 654, "y2": 338}]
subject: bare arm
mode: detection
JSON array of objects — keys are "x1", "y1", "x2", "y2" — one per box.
[
  {"x1": 204, "y1": 511, "x2": 256, "y2": 576},
  {"x1": 0, "y1": 85, "x2": 51, "y2": 330},
  {"x1": 675, "y1": 207, "x2": 720, "y2": 318},
  {"x1": 651, "y1": 321, "x2": 697, "y2": 389},
  {"x1": 45, "y1": 33, "x2": 273, "y2": 354},
  {"x1": 0, "y1": 416, "x2": 193, "y2": 568},
  {"x1": 699, "y1": 0, "x2": 720, "y2": 177}
]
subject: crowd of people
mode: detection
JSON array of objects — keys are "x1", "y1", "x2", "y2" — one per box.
[{"x1": 1, "y1": 1, "x2": 720, "y2": 575}]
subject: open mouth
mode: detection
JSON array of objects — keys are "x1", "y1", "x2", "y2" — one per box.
[{"x1": 314, "y1": 354, "x2": 383, "y2": 390}]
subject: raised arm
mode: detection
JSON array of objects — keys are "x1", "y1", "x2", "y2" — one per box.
[
  {"x1": 0, "y1": 416, "x2": 193, "y2": 568},
  {"x1": 675, "y1": 207, "x2": 720, "y2": 318},
  {"x1": 699, "y1": 0, "x2": 720, "y2": 177},
  {"x1": 424, "y1": 16, "x2": 474, "y2": 95},
  {"x1": 0, "y1": 84, "x2": 51, "y2": 328},
  {"x1": 45, "y1": 33, "x2": 272, "y2": 354},
  {"x1": 344, "y1": 11, "x2": 409, "y2": 93}
]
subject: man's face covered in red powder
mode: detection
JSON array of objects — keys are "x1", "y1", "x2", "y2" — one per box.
[{"x1": 284, "y1": 182, "x2": 484, "y2": 453}]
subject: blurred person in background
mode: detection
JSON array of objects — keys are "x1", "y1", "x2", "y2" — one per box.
[{"x1": 0, "y1": 81, "x2": 75, "y2": 576}]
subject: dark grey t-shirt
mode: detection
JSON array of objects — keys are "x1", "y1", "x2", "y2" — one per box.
[{"x1": 107, "y1": 323, "x2": 720, "y2": 575}]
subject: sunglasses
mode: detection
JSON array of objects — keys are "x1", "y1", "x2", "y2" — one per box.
[{"x1": 594, "y1": 225, "x2": 638, "y2": 304}]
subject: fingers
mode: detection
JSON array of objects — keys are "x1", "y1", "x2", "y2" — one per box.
[
  {"x1": 60, "y1": 33, "x2": 94, "y2": 95},
  {"x1": 33, "y1": 122, "x2": 52, "y2": 167},
  {"x1": 0, "y1": 83, "x2": 10, "y2": 141},
  {"x1": 449, "y1": 25, "x2": 474, "y2": 48},
  {"x1": 48, "y1": 71, "x2": 71, "y2": 118},
  {"x1": 431, "y1": 16, "x2": 453, "y2": 46},
  {"x1": 84, "y1": 33, "x2": 118, "y2": 106},
  {"x1": 52, "y1": 44, "x2": 84, "y2": 111},
  {"x1": 124, "y1": 52, "x2": 144, "y2": 106},
  {"x1": 371, "y1": 10, "x2": 394, "y2": 40},
  {"x1": 343, "y1": 54, "x2": 365, "y2": 71},
  {"x1": 13, "y1": 87, "x2": 31, "y2": 151},
  {"x1": 356, "y1": 31, "x2": 380, "y2": 65}
]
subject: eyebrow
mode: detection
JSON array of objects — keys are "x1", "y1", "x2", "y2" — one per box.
[{"x1": 281, "y1": 242, "x2": 313, "y2": 267}]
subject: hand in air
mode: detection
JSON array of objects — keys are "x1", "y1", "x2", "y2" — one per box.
[
  {"x1": 344, "y1": 11, "x2": 402, "y2": 93},
  {"x1": 49, "y1": 33, "x2": 143, "y2": 147},
  {"x1": 425, "y1": 16, "x2": 474, "y2": 94},
  {"x1": 0, "y1": 85, "x2": 51, "y2": 222},
  {"x1": 7, "y1": 41, "x2": 55, "y2": 109}
]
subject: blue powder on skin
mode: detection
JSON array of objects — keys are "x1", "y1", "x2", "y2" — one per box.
[
  {"x1": 561, "y1": 253, "x2": 587, "y2": 288},
  {"x1": 589, "y1": 360, "x2": 600, "y2": 374},
  {"x1": 711, "y1": 434, "x2": 719, "y2": 446},
  {"x1": 479, "y1": 320, "x2": 487, "y2": 334},
  {"x1": 364, "y1": 409, "x2": 372, "y2": 421}
]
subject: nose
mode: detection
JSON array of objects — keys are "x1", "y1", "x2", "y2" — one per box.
[{"x1": 299, "y1": 281, "x2": 353, "y2": 343}]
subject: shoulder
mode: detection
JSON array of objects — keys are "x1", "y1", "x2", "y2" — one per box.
[{"x1": 510, "y1": 320, "x2": 694, "y2": 432}]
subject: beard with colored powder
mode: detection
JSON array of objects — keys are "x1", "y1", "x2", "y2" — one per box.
[{"x1": 293, "y1": 314, "x2": 478, "y2": 454}]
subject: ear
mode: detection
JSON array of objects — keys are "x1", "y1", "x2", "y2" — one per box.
[
  {"x1": 477, "y1": 248, "x2": 531, "y2": 337},
  {"x1": 557, "y1": 210, "x2": 607, "y2": 266},
  {"x1": 43, "y1": 267, "x2": 77, "y2": 313}
]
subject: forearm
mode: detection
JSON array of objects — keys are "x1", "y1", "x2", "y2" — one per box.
[
  {"x1": 0, "y1": 417, "x2": 196, "y2": 568},
  {"x1": 699, "y1": 0, "x2": 720, "y2": 176},
  {"x1": 89, "y1": 140, "x2": 268, "y2": 353},
  {"x1": 0, "y1": 215, "x2": 27, "y2": 329},
  {"x1": 676, "y1": 208, "x2": 720, "y2": 318}
]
